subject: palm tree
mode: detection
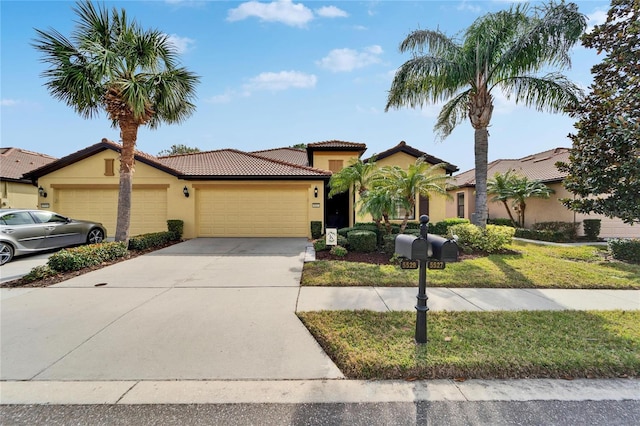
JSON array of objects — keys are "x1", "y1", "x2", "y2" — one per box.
[
  {"x1": 358, "y1": 187, "x2": 395, "y2": 234},
  {"x1": 33, "y1": 0, "x2": 199, "y2": 243},
  {"x1": 385, "y1": 1, "x2": 586, "y2": 228},
  {"x1": 487, "y1": 171, "x2": 519, "y2": 227},
  {"x1": 488, "y1": 171, "x2": 554, "y2": 227},
  {"x1": 372, "y1": 159, "x2": 450, "y2": 233},
  {"x1": 328, "y1": 157, "x2": 377, "y2": 198},
  {"x1": 510, "y1": 176, "x2": 554, "y2": 227}
]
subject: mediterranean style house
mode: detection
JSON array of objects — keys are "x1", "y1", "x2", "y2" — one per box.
[
  {"x1": 0, "y1": 147, "x2": 57, "y2": 209},
  {"x1": 446, "y1": 148, "x2": 640, "y2": 239},
  {"x1": 23, "y1": 139, "x2": 457, "y2": 240}
]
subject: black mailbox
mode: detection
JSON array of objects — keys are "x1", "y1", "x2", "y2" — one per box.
[
  {"x1": 395, "y1": 234, "x2": 432, "y2": 261},
  {"x1": 427, "y1": 234, "x2": 459, "y2": 262}
]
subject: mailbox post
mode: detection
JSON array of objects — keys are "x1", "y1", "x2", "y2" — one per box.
[
  {"x1": 415, "y1": 215, "x2": 429, "y2": 344},
  {"x1": 395, "y1": 214, "x2": 459, "y2": 344}
]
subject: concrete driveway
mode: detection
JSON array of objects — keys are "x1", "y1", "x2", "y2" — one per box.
[
  {"x1": 0, "y1": 238, "x2": 343, "y2": 381},
  {"x1": 0, "y1": 252, "x2": 52, "y2": 284}
]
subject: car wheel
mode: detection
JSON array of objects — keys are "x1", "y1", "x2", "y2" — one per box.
[
  {"x1": 87, "y1": 228, "x2": 105, "y2": 244},
  {"x1": 0, "y1": 242, "x2": 14, "y2": 265}
]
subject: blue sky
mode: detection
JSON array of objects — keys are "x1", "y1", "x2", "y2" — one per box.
[{"x1": 1, "y1": 0, "x2": 609, "y2": 173}]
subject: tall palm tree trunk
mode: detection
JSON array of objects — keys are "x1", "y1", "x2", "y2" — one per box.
[
  {"x1": 474, "y1": 128, "x2": 489, "y2": 228},
  {"x1": 115, "y1": 119, "x2": 139, "y2": 243}
]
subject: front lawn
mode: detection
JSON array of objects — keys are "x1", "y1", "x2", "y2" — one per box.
[
  {"x1": 302, "y1": 241, "x2": 640, "y2": 289},
  {"x1": 298, "y1": 310, "x2": 640, "y2": 380}
]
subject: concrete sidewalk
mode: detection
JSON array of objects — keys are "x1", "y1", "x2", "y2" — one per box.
[{"x1": 296, "y1": 287, "x2": 640, "y2": 312}]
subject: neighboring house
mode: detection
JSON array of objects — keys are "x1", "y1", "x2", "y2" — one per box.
[
  {"x1": 446, "y1": 148, "x2": 640, "y2": 238},
  {"x1": 0, "y1": 147, "x2": 57, "y2": 209},
  {"x1": 358, "y1": 141, "x2": 459, "y2": 224},
  {"x1": 24, "y1": 139, "x2": 457, "y2": 240}
]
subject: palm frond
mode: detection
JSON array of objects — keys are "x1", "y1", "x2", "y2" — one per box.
[
  {"x1": 497, "y1": 73, "x2": 583, "y2": 113},
  {"x1": 434, "y1": 89, "x2": 471, "y2": 140}
]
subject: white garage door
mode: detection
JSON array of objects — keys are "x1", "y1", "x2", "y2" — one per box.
[
  {"x1": 57, "y1": 187, "x2": 168, "y2": 237},
  {"x1": 198, "y1": 186, "x2": 308, "y2": 237}
]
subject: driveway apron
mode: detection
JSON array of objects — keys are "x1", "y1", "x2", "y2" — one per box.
[{"x1": 0, "y1": 238, "x2": 343, "y2": 381}]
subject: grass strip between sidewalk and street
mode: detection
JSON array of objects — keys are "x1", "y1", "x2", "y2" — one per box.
[
  {"x1": 297, "y1": 310, "x2": 640, "y2": 380},
  {"x1": 301, "y1": 241, "x2": 640, "y2": 289}
]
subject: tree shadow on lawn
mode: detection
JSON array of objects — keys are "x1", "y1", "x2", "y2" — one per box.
[{"x1": 485, "y1": 253, "x2": 535, "y2": 288}]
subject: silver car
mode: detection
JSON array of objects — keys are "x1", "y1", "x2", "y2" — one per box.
[{"x1": 0, "y1": 209, "x2": 107, "y2": 265}]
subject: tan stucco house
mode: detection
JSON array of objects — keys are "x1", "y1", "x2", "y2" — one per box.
[
  {"x1": 1, "y1": 147, "x2": 57, "y2": 209},
  {"x1": 446, "y1": 148, "x2": 640, "y2": 239},
  {"x1": 24, "y1": 139, "x2": 458, "y2": 240}
]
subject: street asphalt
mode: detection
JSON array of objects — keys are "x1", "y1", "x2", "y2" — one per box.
[{"x1": 1, "y1": 238, "x2": 638, "y2": 406}]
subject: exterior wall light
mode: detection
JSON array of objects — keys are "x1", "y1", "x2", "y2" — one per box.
[
  {"x1": 183, "y1": 186, "x2": 190, "y2": 198},
  {"x1": 38, "y1": 186, "x2": 48, "y2": 198},
  {"x1": 314, "y1": 186, "x2": 318, "y2": 198}
]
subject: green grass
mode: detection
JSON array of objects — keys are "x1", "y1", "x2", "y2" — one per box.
[
  {"x1": 297, "y1": 310, "x2": 640, "y2": 380},
  {"x1": 302, "y1": 241, "x2": 640, "y2": 289}
]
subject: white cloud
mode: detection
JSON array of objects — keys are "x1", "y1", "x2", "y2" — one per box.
[
  {"x1": 206, "y1": 92, "x2": 234, "y2": 104},
  {"x1": 1, "y1": 99, "x2": 19, "y2": 107},
  {"x1": 167, "y1": 34, "x2": 196, "y2": 54},
  {"x1": 227, "y1": 0, "x2": 314, "y2": 28},
  {"x1": 315, "y1": 5, "x2": 348, "y2": 18},
  {"x1": 457, "y1": 0, "x2": 481, "y2": 14},
  {"x1": 316, "y1": 45, "x2": 383, "y2": 72},
  {"x1": 585, "y1": 9, "x2": 608, "y2": 33},
  {"x1": 243, "y1": 71, "x2": 317, "y2": 93}
]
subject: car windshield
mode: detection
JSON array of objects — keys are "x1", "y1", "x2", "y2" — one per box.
[
  {"x1": 31, "y1": 211, "x2": 68, "y2": 224},
  {"x1": 0, "y1": 212, "x2": 37, "y2": 225}
]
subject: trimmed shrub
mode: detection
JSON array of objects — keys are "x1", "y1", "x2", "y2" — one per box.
[
  {"x1": 448, "y1": 224, "x2": 515, "y2": 253},
  {"x1": 313, "y1": 239, "x2": 328, "y2": 252},
  {"x1": 167, "y1": 219, "x2": 184, "y2": 241},
  {"x1": 338, "y1": 234, "x2": 349, "y2": 248},
  {"x1": 48, "y1": 242, "x2": 128, "y2": 272},
  {"x1": 347, "y1": 230, "x2": 377, "y2": 252},
  {"x1": 337, "y1": 226, "x2": 356, "y2": 237},
  {"x1": 533, "y1": 221, "x2": 578, "y2": 242},
  {"x1": 128, "y1": 231, "x2": 174, "y2": 251},
  {"x1": 330, "y1": 245, "x2": 348, "y2": 257},
  {"x1": 310, "y1": 221, "x2": 323, "y2": 239},
  {"x1": 608, "y1": 239, "x2": 640, "y2": 264},
  {"x1": 382, "y1": 234, "x2": 397, "y2": 255},
  {"x1": 488, "y1": 218, "x2": 516, "y2": 227},
  {"x1": 583, "y1": 219, "x2": 602, "y2": 241},
  {"x1": 22, "y1": 265, "x2": 57, "y2": 283},
  {"x1": 515, "y1": 228, "x2": 565, "y2": 243},
  {"x1": 430, "y1": 218, "x2": 470, "y2": 236}
]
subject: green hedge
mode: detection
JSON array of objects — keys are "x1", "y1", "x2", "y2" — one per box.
[
  {"x1": 310, "y1": 221, "x2": 323, "y2": 239},
  {"x1": 128, "y1": 231, "x2": 175, "y2": 250},
  {"x1": 515, "y1": 228, "x2": 566, "y2": 243},
  {"x1": 347, "y1": 230, "x2": 377, "y2": 252},
  {"x1": 608, "y1": 239, "x2": 640, "y2": 264},
  {"x1": 532, "y1": 222, "x2": 578, "y2": 242},
  {"x1": 167, "y1": 219, "x2": 184, "y2": 241},
  {"x1": 583, "y1": 219, "x2": 602, "y2": 241},
  {"x1": 330, "y1": 245, "x2": 348, "y2": 257},
  {"x1": 448, "y1": 224, "x2": 515, "y2": 253},
  {"x1": 48, "y1": 242, "x2": 128, "y2": 272},
  {"x1": 488, "y1": 218, "x2": 516, "y2": 227},
  {"x1": 430, "y1": 218, "x2": 470, "y2": 236}
]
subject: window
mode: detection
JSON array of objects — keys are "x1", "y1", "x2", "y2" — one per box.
[
  {"x1": 328, "y1": 160, "x2": 343, "y2": 173},
  {"x1": 392, "y1": 201, "x2": 415, "y2": 220},
  {"x1": 0, "y1": 212, "x2": 36, "y2": 225},
  {"x1": 105, "y1": 159, "x2": 115, "y2": 176},
  {"x1": 31, "y1": 211, "x2": 68, "y2": 223},
  {"x1": 457, "y1": 193, "x2": 465, "y2": 218}
]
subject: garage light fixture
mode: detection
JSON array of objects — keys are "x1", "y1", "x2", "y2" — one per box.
[
  {"x1": 183, "y1": 186, "x2": 190, "y2": 198},
  {"x1": 314, "y1": 186, "x2": 318, "y2": 198},
  {"x1": 38, "y1": 186, "x2": 47, "y2": 198}
]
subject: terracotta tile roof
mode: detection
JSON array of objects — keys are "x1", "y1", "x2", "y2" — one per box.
[
  {"x1": 307, "y1": 140, "x2": 367, "y2": 150},
  {"x1": 453, "y1": 148, "x2": 570, "y2": 187},
  {"x1": 0, "y1": 148, "x2": 57, "y2": 181},
  {"x1": 158, "y1": 149, "x2": 331, "y2": 178},
  {"x1": 366, "y1": 141, "x2": 459, "y2": 174},
  {"x1": 251, "y1": 147, "x2": 308, "y2": 166}
]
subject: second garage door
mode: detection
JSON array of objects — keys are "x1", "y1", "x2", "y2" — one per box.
[
  {"x1": 56, "y1": 187, "x2": 168, "y2": 237},
  {"x1": 197, "y1": 185, "x2": 309, "y2": 237}
]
